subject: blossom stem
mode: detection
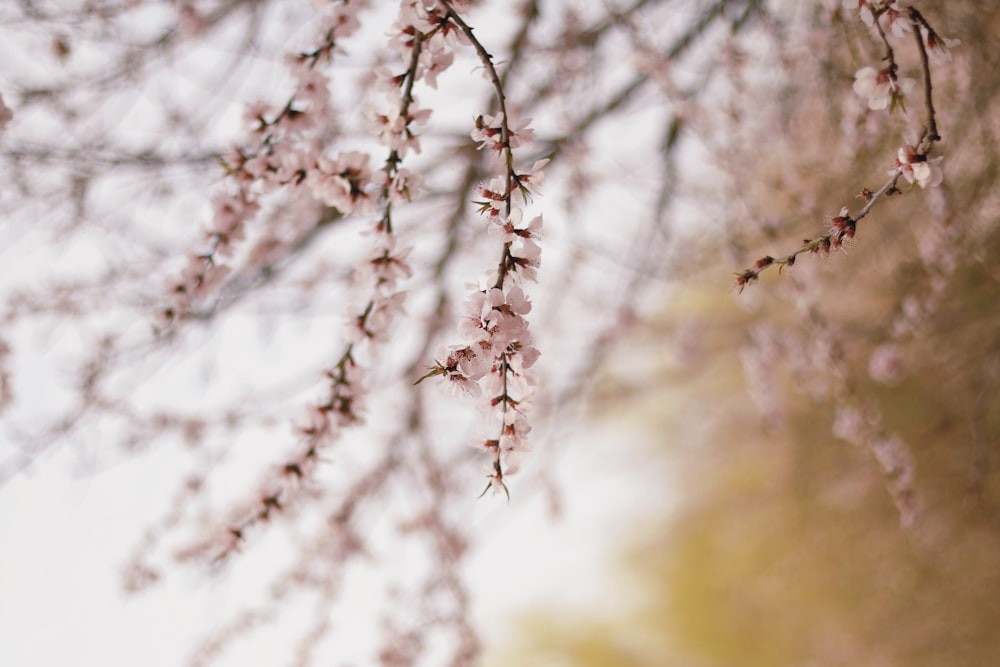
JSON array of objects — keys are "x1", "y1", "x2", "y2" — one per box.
[
  {"x1": 909, "y1": 9, "x2": 940, "y2": 147},
  {"x1": 439, "y1": 1, "x2": 517, "y2": 289}
]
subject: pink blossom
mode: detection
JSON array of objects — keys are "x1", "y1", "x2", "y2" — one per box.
[
  {"x1": 275, "y1": 146, "x2": 316, "y2": 187},
  {"x1": 243, "y1": 155, "x2": 272, "y2": 180},
  {"x1": 517, "y1": 344, "x2": 541, "y2": 369},
  {"x1": 372, "y1": 66, "x2": 405, "y2": 94},
  {"x1": 417, "y1": 44, "x2": 455, "y2": 89},
  {"x1": 386, "y1": 168, "x2": 423, "y2": 205},
  {"x1": 361, "y1": 234, "x2": 413, "y2": 293},
  {"x1": 367, "y1": 101, "x2": 431, "y2": 156},
  {"x1": 306, "y1": 151, "x2": 375, "y2": 214},
  {"x1": 293, "y1": 68, "x2": 331, "y2": 114},
  {"x1": 443, "y1": 370, "x2": 482, "y2": 398},
  {"x1": 366, "y1": 105, "x2": 406, "y2": 147},
  {"x1": 209, "y1": 191, "x2": 258, "y2": 256},
  {"x1": 508, "y1": 237, "x2": 542, "y2": 283},
  {"x1": 503, "y1": 285, "x2": 532, "y2": 317},
  {"x1": 349, "y1": 292, "x2": 408, "y2": 343},
  {"x1": 853, "y1": 66, "x2": 914, "y2": 111},
  {"x1": 457, "y1": 290, "x2": 496, "y2": 342},
  {"x1": 501, "y1": 449, "x2": 522, "y2": 475},
  {"x1": 242, "y1": 101, "x2": 274, "y2": 132},
  {"x1": 294, "y1": 404, "x2": 333, "y2": 442},
  {"x1": 487, "y1": 208, "x2": 543, "y2": 245},
  {"x1": 471, "y1": 113, "x2": 535, "y2": 152},
  {"x1": 275, "y1": 107, "x2": 315, "y2": 136},
  {"x1": 846, "y1": 1, "x2": 913, "y2": 40},
  {"x1": 892, "y1": 144, "x2": 943, "y2": 189},
  {"x1": 868, "y1": 343, "x2": 906, "y2": 385},
  {"x1": 179, "y1": 253, "x2": 230, "y2": 298},
  {"x1": 320, "y1": 1, "x2": 363, "y2": 39},
  {"x1": 924, "y1": 31, "x2": 960, "y2": 65},
  {"x1": 515, "y1": 159, "x2": 549, "y2": 196},
  {"x1": 476, "y1": 176, "x2": 507, "y2": 222},
  {"x1": 832, "y1": 406, "x2": 868, "y2": 446}
]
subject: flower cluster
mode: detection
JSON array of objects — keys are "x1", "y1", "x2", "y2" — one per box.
[
  {"x1": 845, "y1": 0, "x2": 913, "y2": 39},
  {"x1": 207, "y1": 0, "x2": 524, "y2": 560},
  {"x1": 155, "y1": 1, "x2": 369, "y2": 331},
  {"x1": 848, "y1": 6, "x2": 957, "y2": 114},
  {"x1": 428, "y1": 274, "x2": 541, "y2": 494},
  {"x1": 422, "y1": 104, "x2": 544, "y2": 495},
  {"x1": 831, "y1": 404, "x2": 918, "y2": 527},
  {"x1": 194, "y1": 0, "x2": 478, "y2": 559}
]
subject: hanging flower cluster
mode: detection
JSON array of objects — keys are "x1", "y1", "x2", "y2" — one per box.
[
  {"x1": 734, "y1": 1, "x2": 957, "y2": 289},
  {"x1": 417, "y1": 57, "x2": 546, "y2": 496},
  {"x1": 193, "y1": 0, "x2": 492, "y2": 558}
]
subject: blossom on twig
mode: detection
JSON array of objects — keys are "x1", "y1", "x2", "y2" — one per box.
[{"x1": 853, "y1": 66, "x2": 914, "y2": 111}]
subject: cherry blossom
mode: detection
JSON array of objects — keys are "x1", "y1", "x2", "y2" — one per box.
[
  {"x1": 292, "y1": 67, "x2": 332, "y2": 114},
  {"x1": 923, "y1": 30, "x2": 961, "y2": 65},
  {"x1": 868, "y1": 343, "x2": 907, "y2": 385},
  {"x1": 366, "y1": 100, "x2": 432, "y2": 156},
  {"x1": 358, "y1": 233, "x2": 414, "y2": 293},
  {"x1": 853, "y1": 66, "x2": 914, "y2": 111},
  {"x1": 893, "y1": 144, "x2": 943, "y2": 189},
  {"x1": 514, "y1": 158, "x2": 550, "y2": 198},
  {"x1": 487, "y1": 207, "x2": 543, "y2": 245},
  {"x1": 845, "y1": 0, "x2": 913, "y2": 40},
  {"x1": 306, "y1": 151, "x2": 376, "y2": 214},
  {"x1": 470, "y1": 112, "x2": 535, "y2": 152}
]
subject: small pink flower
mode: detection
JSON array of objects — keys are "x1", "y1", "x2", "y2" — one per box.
[
  {"x1": 350, "y1": 292, "x2": 407, "y2": 343},
  {"x1": 179, "y1": 253, "x2": 230, "y2": 298},
  {"x1": 275, "y1": 146, "x2": 315, "y2": 187},
  {"x1": 832, "y1": 406, "x2": 868, "y2": 446},
  {"x1": 295, "y1": 404, "x2": 332, "y2": 442},
  {"x1": 209, "y1": 191, "x2": 258, "y2": 255},
  {"x1": 360, "y1": 233, "x2": 413, "y2": 292},
  {"x1": 515, "y1": 159, "x2": 549, "y2": 196},
  {"x1": 848, "y1": 1, "x2": 913, "y2": 40},
  {"x1": 892, "y1": 145, "x2": 943, "y2": 189},
  {"x1": 508, "y1": 238, "x2": 542, "y2": 282},
  {"x1": 443, "y1": 371, "x2": 481, "y2": 398},
  {"x1": 417, "y1": 44, "x2": 455, "y2": 89},
  {"x1": 306, "y1": 151, "x2": 375, "y2": 214},
  {"x1": 924, "y1": 31, "x2": 960, "y2": 65},
  {"x1": 868, "y1": 343, "x2": 906, "y2": 385},
  {"x1": 293, "y1": 67, "x2": 330, "y2": 115},
  {"x1": 242, "y1": 100, "x2": 273, "y2": 131},
  {"x1": 488, "y1": 208, "x2": 543, "y2": 244},
  {"x1": 853, "y1": 66, "x2": 914, "y2": 111},
  {"x1": 471, "y1": 113, "x2": 535, "y2": 152}
]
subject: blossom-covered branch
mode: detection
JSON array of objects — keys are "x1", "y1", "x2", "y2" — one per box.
[
  {"x1": 735, "y1": 1, "x2": 956, "y2": 291},
  {"x1": 415, "y1": 0, "x2": 545, "y2": 498}
]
